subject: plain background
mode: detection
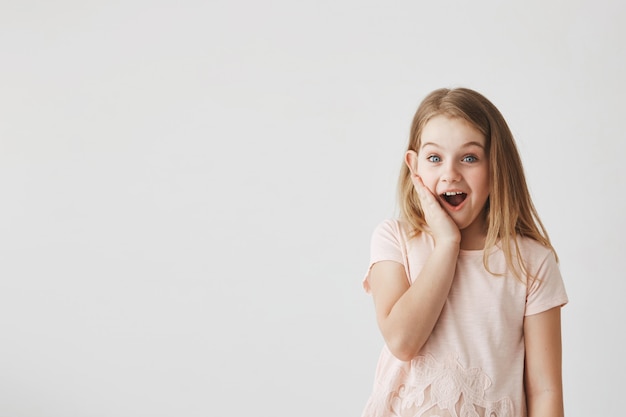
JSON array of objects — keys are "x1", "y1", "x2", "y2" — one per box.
[{"x1": 1, "y1": 0, "x2": 624, "y2": 416}]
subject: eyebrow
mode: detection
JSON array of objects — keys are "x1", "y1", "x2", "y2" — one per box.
[{"x1": 420, "y1": 141, "x2": 485, "y2": 150}]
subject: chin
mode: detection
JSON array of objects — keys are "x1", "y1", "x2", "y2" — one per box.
[{"x1": 450, "y1": 216, "x2": 471, "y2": 229}]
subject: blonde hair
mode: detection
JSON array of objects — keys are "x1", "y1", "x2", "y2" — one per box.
[{"x1": 398, "y1": 87, "x2": 556, "y2": 280}]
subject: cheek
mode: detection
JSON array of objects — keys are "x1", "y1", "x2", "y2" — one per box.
[
  {"x1": 415, "y1": 164, "x2": 429, "y2": 179},
  {"x1": 415, "y1": 163, "x2": 438, "y2": 194},
  {"x1": 470, "y1": 172, "x2": 490, "y2": 198},
  {"x1": 417, "y1": 174, "x2": 437, "y2": 194},
  {"x1": 475, "y1": 170, "x2": 490, "y2": 190}
]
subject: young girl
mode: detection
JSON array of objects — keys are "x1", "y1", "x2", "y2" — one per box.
[{"x1": 361, "y1": 88, "x2": 568, "y2": 417}]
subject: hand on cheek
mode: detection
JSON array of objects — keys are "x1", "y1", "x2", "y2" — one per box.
[{"x1": 411, "y1": 173, "x2": 461, "y2": 246}]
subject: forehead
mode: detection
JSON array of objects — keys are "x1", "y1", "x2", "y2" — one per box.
[{"x1": 420, "y1": 115, "x2": 486, "y2": 149}]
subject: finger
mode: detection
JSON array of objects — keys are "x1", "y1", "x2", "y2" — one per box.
[{"x1": 413, "y1": 174, "x2": 436, "y2": 203}]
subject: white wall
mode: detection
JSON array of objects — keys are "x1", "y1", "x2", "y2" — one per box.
[{"x1": 0, "y1": 0, "x2": 623, "y2": 415}]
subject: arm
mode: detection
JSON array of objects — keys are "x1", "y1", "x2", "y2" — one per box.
[
  {"x1": 524, "y1": 306, "x2": 564, "y2": 417},
  {"x1": 368, "y1": 172, "x2": 461, "y2": 361},
  {"x1": 368, "y1": 241, "x2": 459, "y2": 361}
]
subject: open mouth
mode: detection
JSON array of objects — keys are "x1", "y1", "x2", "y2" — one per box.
[{"x1": 441, "y1": 191, "x2": 467, "y2": 207}]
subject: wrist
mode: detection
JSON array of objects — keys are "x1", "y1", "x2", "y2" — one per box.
[{"x1": 434, "y1": 238, "x2": 461, "y2": 251}]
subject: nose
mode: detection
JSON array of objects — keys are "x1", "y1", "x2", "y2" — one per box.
[{"x1": 441, "y1": 161, "x2": 461, "y2": 183}]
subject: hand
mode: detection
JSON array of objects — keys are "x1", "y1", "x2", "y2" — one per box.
[{"x1": 411, "y1": 174, "x2": 461, "y2": 245}]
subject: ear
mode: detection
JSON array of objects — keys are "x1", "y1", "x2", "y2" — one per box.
[{"x1": 405, "y1": 150, "x2": 418, "y2": 175}]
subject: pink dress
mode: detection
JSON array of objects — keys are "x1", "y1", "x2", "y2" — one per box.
[{"x1": 362, "y1": 219, "x2": 568, "y2": 417}]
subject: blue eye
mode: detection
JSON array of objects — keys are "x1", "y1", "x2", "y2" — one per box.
[
  {"x1": 462, "y1": 155, "x2": 477, "y2": 163},
  {"x1": 427, "y1": 155, "x2": 441, "y2": 163}
]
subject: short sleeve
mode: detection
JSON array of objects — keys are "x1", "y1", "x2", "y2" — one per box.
[
  {"x1": 525, "y1": 251, "x2": 568, "y2": 316},
  {"x1": 362, "y1": 219, "x2": 407, "y2": 293}
]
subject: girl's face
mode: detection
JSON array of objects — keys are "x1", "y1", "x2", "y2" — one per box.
[{"x1": 413, "y1": 115, "x2": 490, "y2": 239}]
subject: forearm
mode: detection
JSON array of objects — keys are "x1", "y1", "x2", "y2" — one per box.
[
  {"x1": 524, "y1": 307, "x2": 564, "y2": 417},
  {"x1": 379, "y1": 242, "x2": 459, "y2": 360},
  {"x1": 526, "y1": 390, "x2": 564, "y2": 417}
]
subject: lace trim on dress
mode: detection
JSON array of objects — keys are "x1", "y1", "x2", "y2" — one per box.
[{"x1": 380, "y1": 354, "x2": 513, "y2": 417}]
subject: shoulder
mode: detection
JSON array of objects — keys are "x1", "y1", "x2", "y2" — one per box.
[
  {"x1": 488, "y1": 236, "x2": 560, "y2": 286},
  {"x1": 369, "y1": 218, "x2": 434, "y2": 260},
  {"x1": 364, "y1": 219, "x2": 411, "y2": 293},
  {"x1": 370, "y1": 218, "x2": 426, "y2": 249},
  {"x1": 368, "y1": 218, "x2": 417, "y2": 260},
  {"x1": 516, "y1": 237, "x2": 568, "y2": 314},
  {"x1": 373, "y1": 218, "x2": 405, "y2": 233},
  {"x1": 514, "y1": 236, "x2": 558, "y2": 269},
  {"x1": 371, "y1": 218, "x2": 404, "y2": 242}
]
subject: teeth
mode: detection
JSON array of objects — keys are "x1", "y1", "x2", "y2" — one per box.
[{"x1": 443, "y1": 191, "x2": 464, "y2": 196}]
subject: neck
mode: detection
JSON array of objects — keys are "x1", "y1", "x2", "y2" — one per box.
[
  {"x1": 460, "y1": 215, "x2": 488, "y2": 250},
  {"x1": 460, "y1": 232, "x2": 486, "y2": 250}
]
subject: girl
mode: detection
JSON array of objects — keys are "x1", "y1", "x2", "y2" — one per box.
[{"x1": 361, "y1": 88, "x2": 568, "y2": 417}]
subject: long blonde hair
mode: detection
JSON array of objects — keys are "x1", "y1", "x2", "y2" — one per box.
[{"x1": 398, "y1": 87, "x2": 556, "y2": 280}]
